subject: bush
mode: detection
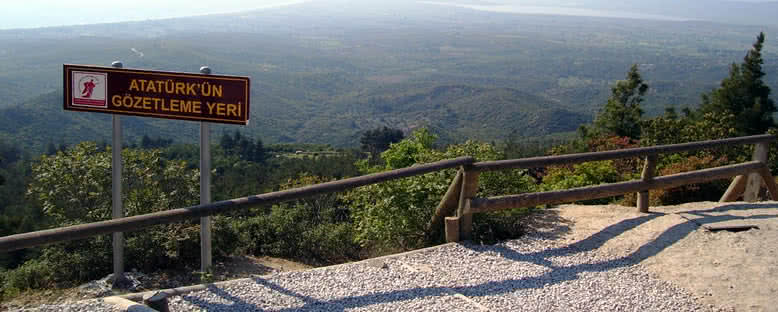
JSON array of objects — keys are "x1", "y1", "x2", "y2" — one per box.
[
  {"x1": 473, "y1": 207, "x2": 537, "y2": 244},
  {"x1": 229, "y1": 203, "x2": 360, "y2": 265},
  {"x1": 226, "y1": 173, "x2": 361, "y2": 265},
  {"x1": 299, "y1": 223, "x2": 360, "y2": 263},
  {"x1": 542, "y1": 160, "x2": 628, "y2": 204},
  {"x1": 2, "y1": 259, "x2": 55, "y2": 296},
  {"x1": 346, "y1": 129, "x2": 536, "y2": 249},
  {"x1": 650, "y1": 155, "x2": 730, "y2": 205}
]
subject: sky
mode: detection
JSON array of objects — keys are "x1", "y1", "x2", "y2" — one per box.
[
  {"x1": 1, "y1": 0, "x2": 775, "y2": 30},
  {"x1": 0, "y1": 0, "x2": 305, "y2": 30}
]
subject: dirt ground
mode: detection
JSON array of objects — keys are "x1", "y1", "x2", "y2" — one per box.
[{"x1": 527, "y1": 201, "x2": 778, "y2": 312}]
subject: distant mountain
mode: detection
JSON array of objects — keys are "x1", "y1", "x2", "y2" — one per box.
[{"x1": 468, "y1": 0, "x2": 778, "y2": 26}]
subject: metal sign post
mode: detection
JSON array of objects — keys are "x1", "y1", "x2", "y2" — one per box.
[
  {"x1": 111, "y1": 60, "x2": 124, "y2": 277},
  {"x1": 199, "y1": 66, "x2": 212, "y2": 272}
]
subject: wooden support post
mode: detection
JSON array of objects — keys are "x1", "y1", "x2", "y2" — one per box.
[
  {"x1": 637, "y1": 155, "x2": 657, "y2": 213},
  {"x1": 759, "y1": 165, "x2": 778, "y2": 201},
  {"x1": 445, "y1": 217, "x2": 460, "y2": 243},
  {"x1": 720, "y1": 175, "x2": 747, "y2": 202},
  {"x1": 457, "y1": 166, "x2": 480, "y2": 241},
  {"x1": 426, "y1": 170, "x2": 463, "y2": 241},
  {"x1": 744, "y1": 142, "x2": 769, "y2": 202}
]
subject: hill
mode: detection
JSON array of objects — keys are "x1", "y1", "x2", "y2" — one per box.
[
  {"x1": 0, "y1": 1, "x2": 776, "y2": 150},
  {"x1": 0, "y1": 92, "x2": 199, "y2": 152},
  {"x1": 0, "y1": 85, "x2": 588, "y2": 150}
]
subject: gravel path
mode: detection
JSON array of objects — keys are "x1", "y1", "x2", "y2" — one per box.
[
  {"x1": 164, "y1": 234, "x2": 722, "y2": 312},
  {"x1": 11, "y1": 299, "x2": 121, "y2": 312}
]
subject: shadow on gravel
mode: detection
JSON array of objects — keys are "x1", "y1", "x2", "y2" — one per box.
[
  {"x1": 180, "y1": 203, "x2": 778, "y2": 311},
  {"x1": 180, "y1": 284, "x2": 265, "y2": 311},
  {"x1": 522, "y1": 208, "x2": 573, "y2": 240},
  {"x1": 681, "y1": 202, "x2": 778, "y2": 216}
]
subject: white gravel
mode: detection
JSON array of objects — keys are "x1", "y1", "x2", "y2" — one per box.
[
  {"x1": 9, "y1": 299, "x2": 121, "y2": 312},
  {"x1": 16, "y1": 231, "x2": 727, "y2": 311},
  {"x1": 163, "y1": 234, "x2": 725, "y2": 312}
]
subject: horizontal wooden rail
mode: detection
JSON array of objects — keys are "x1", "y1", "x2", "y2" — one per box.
[
  {"x1": 0, "y1": 156, "x2": 474, "y2": 253},
  {"x1": 473, "y1": 134, "x2": 775, "y2": 171},
  {"x1": 466, "y1": 161, "x2": 765, "y2": 214}
]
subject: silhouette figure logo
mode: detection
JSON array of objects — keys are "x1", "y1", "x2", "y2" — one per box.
[{"x1": 72, "y1": 71, "x2": 107, "y2": 108}]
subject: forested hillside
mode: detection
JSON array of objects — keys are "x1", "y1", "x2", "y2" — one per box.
[{"x1": 0, "y1": 0, "x2": 776, "y2": 151}]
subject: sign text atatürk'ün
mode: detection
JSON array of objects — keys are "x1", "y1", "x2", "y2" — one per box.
[{"x1": 64, "y1": 64, "x2": 250, "y2": 125}]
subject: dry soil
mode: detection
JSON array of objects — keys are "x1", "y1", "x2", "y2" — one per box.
[{"x1": 529, "y1": 201, "x2": 778, "y2": 312}]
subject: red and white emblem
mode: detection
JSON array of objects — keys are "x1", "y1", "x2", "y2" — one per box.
[{"x1": 72, "y1": 71, "x2": 107, "y2": 108}]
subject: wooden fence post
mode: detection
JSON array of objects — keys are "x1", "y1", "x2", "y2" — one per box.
[
  {"x1": 637, "y1": 155, "x2": 657, "y2": 213},
  {"x1": 744, "y1": 142, "x2": 769, "y2": 202},
  {"x1": 445, "y1": 217, "x2": 460, "y2": 243},
  {"x1": 427, "y1": 170, "x2": 463, "y2": 242},
  {"x1": 457, "y1": 166, "x2": 480, "y2": 241}
]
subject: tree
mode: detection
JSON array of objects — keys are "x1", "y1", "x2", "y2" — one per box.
[
  {"x1": 139, "y1": 136, "x2": 172, "y2": 149},
  {"x1": 590, "y1": 64, "x2": 649, "y2": 139},
  {"x1": 700, "y1": 32, "x2": 775, "y2": 135},
  {"x1": 46, "y1": 142, "x2": 57, "y2": 156},
  {"x1": 219, "y1": 131, "x2": 235, "y2": 152},
  {"x1": 0, "y1": 141, "x2": 22, "y2": 186},
  {"x1": 252, "y1": 138, "x2": 267, "y2": 164},
  {"x1": 219, "y1": 130, "x2": 266, "y2": 162},
  {"x1": 140, "y1": 135, "x2": 153, "y2": 149},
  {"x1": 359, "y1": 126, "x2": 404, "y2": 157}
]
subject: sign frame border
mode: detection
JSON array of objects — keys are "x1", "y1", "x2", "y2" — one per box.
[{"x1": 63, "y1": 64, "x2": 251, "y2": 125}]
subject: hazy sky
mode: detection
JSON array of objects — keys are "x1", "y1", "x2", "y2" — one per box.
[
  {"x1": 0, "y1": 0, "x2": 304, "y2": 30},
  {"x1": 1, "y1": 0, "x2": 775, "y2": 30}
]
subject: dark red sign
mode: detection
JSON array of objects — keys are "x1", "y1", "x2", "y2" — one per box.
[{"x1": 64, "y1": 64, "x2": 250, "y2": 125}]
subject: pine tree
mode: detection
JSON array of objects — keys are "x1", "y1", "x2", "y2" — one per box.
[
  {"x1": 591, "y1": 64, "x2": 649, "y2": 139},
  {"x1": 360, "y1": 126, "x2": 404, "y2": 157},
  {"x1": 219, "y1": 132, "x2": 235, "y2": 152},
  {"x1": 252, "y1": 138, "x2": 266, "y2": 163},
  {"x1": 46, "y1": 142, "x2": 57, "y2": 156},
  {"x1": 141, "y1": 135, "x2": 153, "y2": 149},
  {"x1": 700, "y1": 32, "x2": 775, "y2": 135}
]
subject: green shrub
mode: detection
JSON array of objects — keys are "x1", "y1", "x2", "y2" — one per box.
[
  {"x1": 299, "y1": 223, "x2": 360, "y2": 263},
  {"x1": 229, "y1": 203, "x2": 360, "y2": 265},
  {"x1": 347, "y1": 129, "x2": 536, "y2": 249},
  {"x1": 232, "y1": 213, "x2": 275, "y2": 256},
  {"x1": 473, "y1": 207, "x2": 537, "y2": 244},
  {"x1": 2, "y1": 258, "x2": 55, "y2": 296},
  {"x1": 225, "y1": 173, "x2": 360, "y2": 265},
  {"x1": 542, "y1": 160, "x2": 628, "y2": 204}
]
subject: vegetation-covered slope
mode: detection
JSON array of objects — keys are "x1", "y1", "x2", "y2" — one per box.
[{"x1": 0, "y1": 1, "x2": 776, "y2": 150}]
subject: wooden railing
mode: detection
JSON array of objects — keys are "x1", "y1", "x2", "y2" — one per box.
[
  {"x1": 1, "y1": 134, "x2": 776, "y2": 252},
  {"x1": 432, "y1": 134, "x2": 778, "y2": 242}
]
